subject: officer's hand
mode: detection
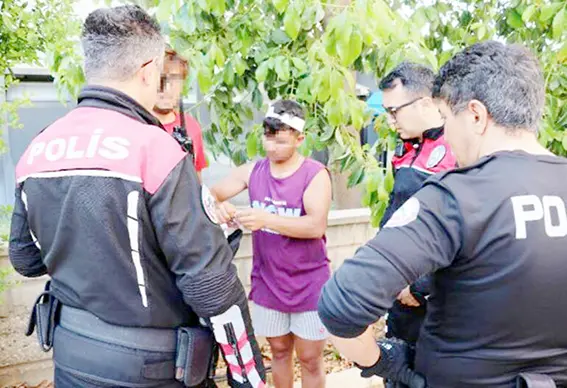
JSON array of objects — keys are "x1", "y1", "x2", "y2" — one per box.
[
  {"x1": 397, "y1": 286, "x2": 421, "y2": 307},
  {"x1": 217, "y1": 201, "x2": 237, "y2": 225},
  {"x1": 235, "y1": 208, "x2": 269, "y2": 231},
  {"x1": 357, "y1": 338, "x2": 426, "y2": 388}
]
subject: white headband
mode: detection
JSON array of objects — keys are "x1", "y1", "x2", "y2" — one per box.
[{"x1": 265, "y1": 105, "x2": 306, "y2": 132}]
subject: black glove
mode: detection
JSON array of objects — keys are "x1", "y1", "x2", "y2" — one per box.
[
  {"x1": 227, "y1": 229, "x2": 243, "y2": 256},
  {"x1": 356, "y1": 338, "x2": 426, "y2": 388}
]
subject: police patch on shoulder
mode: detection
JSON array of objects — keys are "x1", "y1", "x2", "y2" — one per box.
[
  {"x1": 426, "y1": 145, "x2": 446, "y2": 168},
  {"x1": 201, "y1": 185, "x2": 219, "y2": 225},
  {"x1": 384, "y1": 197, "x2": 420, "y2": 228}
]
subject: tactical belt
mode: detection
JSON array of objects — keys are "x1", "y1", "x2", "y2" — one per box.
[
  {"x1": 27, "y1": 282, "x2": 215, "y2": 387},
  {"x1": 59, "y1": 305, "x2": 177, "y2": 352}
]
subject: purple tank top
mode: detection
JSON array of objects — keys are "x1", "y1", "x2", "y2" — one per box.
[{"x1": 248, "y1": 158, "x2": 331, "y2": 313}]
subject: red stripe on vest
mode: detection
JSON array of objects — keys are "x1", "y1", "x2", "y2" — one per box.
[{"x1": 15, "y1": 107, "x2": 186, "y2": 194}]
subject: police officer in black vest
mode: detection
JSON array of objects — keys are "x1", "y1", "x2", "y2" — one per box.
[
  {"x1": 318, "y1": 41, "x2": 567, "y2": 387},
  {"x1": 9, "y1": 5, "x2": 265, "y2": 388}
]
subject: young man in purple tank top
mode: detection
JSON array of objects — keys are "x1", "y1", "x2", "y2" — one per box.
[{"x1": 212, "y1": 100, "x2": 332, "y2": 388}]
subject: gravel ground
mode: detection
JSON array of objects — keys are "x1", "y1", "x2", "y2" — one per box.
[{"x1": 0, "y1": 306, "x2": 48, "y2": 369}]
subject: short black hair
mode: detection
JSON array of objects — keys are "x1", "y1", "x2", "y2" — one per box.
[
  {"x1": 263, "y1": 99, "x2": 305, "y2": 135},
  {"x1": 433, "y1": 41, "x2": 544, "y2": 132},
  {"x1": 379, "y1": 62, "x2": 436, "y2": 97}
]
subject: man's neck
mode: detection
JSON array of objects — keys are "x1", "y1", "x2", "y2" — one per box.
[
  {"x1": 479, "y1": 127, "x2": 553, "y2": 159},
  {"x1": 412, "y1": 109, "x2": 445, "y2": 141},
  {"x1": 89, "y1": 80, "x2": 151, "y2": 112},
  {"x1": 153, "y1": 110, "x2": 177, "y2": 125},
  {"x1": 417, "y1": 116, "x2": 445, "y2": 141},
  {"x1": 269, "y1": 152, "x2": 304, "y2": 179}
]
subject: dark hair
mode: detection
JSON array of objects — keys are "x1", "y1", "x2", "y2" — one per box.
[
  {"x1": 379, "y1": 62, "x2": 435, "y2": 97},
  {"x1": 433, "y1": 41, "x2": 544, "y2": 132},
  {"x1": 81, "y1": 5, "x2": 164, "y2": 82},
  {"x1": 263, "y1": 100, "x2": 305, "y2": 135}
]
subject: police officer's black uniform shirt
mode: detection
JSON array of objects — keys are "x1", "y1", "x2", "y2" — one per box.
[{"x1": 318, "y1": 151, "x2": 567, "y2": 387}]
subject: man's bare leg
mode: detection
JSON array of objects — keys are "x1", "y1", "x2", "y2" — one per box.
[
  {"x1": 267, "y1": 334, "x2": 295, "y2": 388},
  {"x1": 294, "y1": 336, "x2": 326, "y2": 388}
]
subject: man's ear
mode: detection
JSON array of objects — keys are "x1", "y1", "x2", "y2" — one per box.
[
  {"x1": 420, "y1": 96, "x2": 434, "y2": 106},
  {"x1": 296, "y1": 133, "x2": 305, "y2": 146},
  {"x1": 467, "y1": 99, "x2": 490, "y2": 135},
  {"x1": 139, "y1": 56, "x2": 160, "y2": 87}
]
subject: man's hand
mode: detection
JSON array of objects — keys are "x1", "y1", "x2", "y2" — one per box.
[
  {"x1": 216, "y1": 202, "x2": 237, "y2": 225},
  {"x1": 235, "y1": 208, "x2": 270, "y2": 231},
  {"x1": 397, "y1": 286, "x2": 421, "y2": 307},
  {"x1": 357, "y1": 338, "x2": 426, "y2": 388}
]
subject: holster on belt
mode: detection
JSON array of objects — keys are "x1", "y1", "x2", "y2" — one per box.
[
  {"x1": 517, "y1": 373, "x2": 557, "y2": 388},
  {"x1": 26, "y1": 281, "x2": 60, "y2": 352},
  {"x1": 175, "y1": 325, "x2": 215, "y2": 387}
]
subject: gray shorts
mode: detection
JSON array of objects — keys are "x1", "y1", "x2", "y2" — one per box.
[{"x1": 251, "y1": 303, "x2": 329, "y2": 341}]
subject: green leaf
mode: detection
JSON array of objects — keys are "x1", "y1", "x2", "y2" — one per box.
[
  {"x1": 377, "y1": 184, "x2": 389, "y2": 202},
  {"x1": 506, "y1": 10, "x2": 523, "y2": 29},
  {"x1": 347, "y1": 166, "x2": 365, "y2": 188},
  {"x1": 344, "y1": 29, "x2": 363, "y2": 67},
  {"x1": 522, "y1": 5, "x2": 537, "y2": 23},
  {"x1": 291, "y1": 57, "x2": 308, "y2": 73},
  {"x1": 255, "y1": 61, "x2": 270, "y2": 82},
  {"x1": 411, "y1": 8, "x2": 428, "y2": 29},
  {"x1": 283, "y1": 5, "x2": 301, "y2": 40},
  {"x1": 334, "y1": 127, "x2": 345, "y2": 147},
  {"x1": 316, "y1": 69, "x2": 331, "y2": 102},
  {"x1": 196, "y1": 0, "x2": 209, "y2": 12},
  {"x1": 234, "y1": 56, "x2": 247, "y2": 76},
  {"x1": 384, "y1": 165, "x2": 394, "y2": 192},
  {"x1": 540, "y1": 3, "x2": 563, "y2": 23},
  {"x1": 370, "y1": 201, "x2": 387, "y2": 227},
  {"x1": 275, "y1": 56, "x2": 290, "y2": 81},
  {"x1": 271, "y1": 29, "x2": 291, "y2": 44},
  {"x1": 345, "y1": 71, "x2": 356, "y2": 92},
  {"x1": 156, "y1": 0, "x2": 175, "y2": 22},
  {"x1": 319, "y1": 126, "x2": 336, "y2": 142},
  {"x1": 301, "y1": 4, "x2": 318, "y2": 29},
  {"x1": 211, "y1": 0, "x2": 226, "y2": 15},
  {"x1": 329, "y1": 70, "x2": 343, "y2": 100},
  {"x1": 349, "y1": 99, "x2": 365, "y2": 130},
  {"x1": 558, "y1": 43, "x2": 567, "y2": 63},
  {"x1": 552, "y1": 7, "x2": 566, "y2": 40},
  {"x1": 439, "y1": 50, "x2": 454, "y2": 66},
  {"x1": 246, "y1": 132, "x2": 259, "y2": 158},
  {"x1": 252, "y1": 87, "x2": 263, "y2": 109},
  {"x1": 297, "y1": 76, "x2": 313, "y2": 102},
  {"x1": 328, "y1": 100, "x2": 343, "y2": 127},
  {"x1": 561, "y1": 133, "x2": 567, "y2": 151},
  {"x1": 197, "y1": 67, "x2": 213, "y2": 93},
  {"x1": 215, "y1": 46, "x2": 226, "y2": 68},
  {"x1": 336, "y1": 23, "x2": 363, "y2": 67},
  {"x1": 336, "y1": 22, "x2": 353, "y2": 66},
  {"x1": 365, "y1": 170, "x2": 382, "y2": 192},
  {"x1": 177, "y1": 3, "x2": 197, "y2": 34},
  {"x1": 223, "y1": 65, "x2": 235, "y2": 86},
  {"x1": 477, "y1": 25, "x2": 486, "y2": 40},
  {"x1": 272, "y1": 0, "x2": 288, "y2": 14},
  {"x1": 459, "y1": 10, "x2": 472, "y2": 27}
]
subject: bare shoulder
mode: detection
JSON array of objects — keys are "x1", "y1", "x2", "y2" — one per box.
[{"x1": 236, "y1": 161, "x2": 257, "y2": 187}]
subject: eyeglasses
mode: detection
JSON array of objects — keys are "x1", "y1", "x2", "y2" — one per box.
[{"x1": 383, "y1": 97, "x2": 424, "y2": 119}]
